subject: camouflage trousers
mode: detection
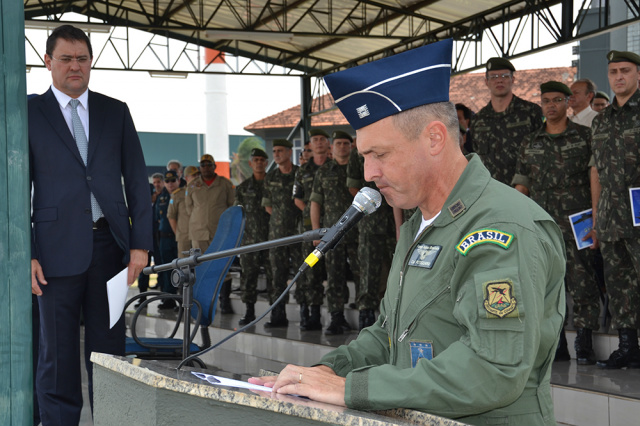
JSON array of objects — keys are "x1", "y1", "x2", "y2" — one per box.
[
  {"x1": 240, "y1": 249, "x2": 272, "y2": 305},
  {"x1": 600, "y1": 238, "x2": 640, "y2": 329},
  {"x1": 295, "y1": 240, "x2": 326, "y2": 306},
  {"x1": 268, "y1": 243, "x2": 301, "y2": 305},
  {"x1": 357, "y1": 232, "x2": 395, "y2": 310},
  {"x1": 325, "y1": 240, "x2": 360, "y2": 313},
  {"x1": 564, "y1": 241, "x2": 601, "y2": 330}
]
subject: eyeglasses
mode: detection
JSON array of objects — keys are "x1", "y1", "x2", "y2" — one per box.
[
  {"x1": 50, "y1": 55, "x2": 91, "y2": 65},
  {"x1": 487, "y1": 73, "x2": 512, "y2": 80},
  {"x1": 541, "y1": 97, "x2": 568, "y2": 105},
  {"x1": 164, "y1": 179, "x2": 177, "y2": 183}
]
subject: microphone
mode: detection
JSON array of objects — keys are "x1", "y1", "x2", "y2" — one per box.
[{"x1": 301, "y1": 187, "x2": 381, "y2": 270}]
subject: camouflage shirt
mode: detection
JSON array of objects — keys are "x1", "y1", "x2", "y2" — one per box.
[
  {"x1": 235, "y1": 174, "x2": 270, "y2": 244},
  {"x1": 309, "y1": 160, "x2": 357, "y2": 244},
  {"x1": 262, "y1": 165, "x2": 301, "y2": 239},
  {"x1": 590, "y1": 89, "x2": 640, "y2": 241},
  {"x1": 346, "y1": 148, "x2": 395, "y2": 236},
  {"x1": 471, "y1": 95, "x2": 543, "y2": 185},
  {"x1": 512, "y1": 120, "x2": 592, "y2": 239},
  {"x1": 293, "y1": 158, "x2": 324, "y2": 229}
]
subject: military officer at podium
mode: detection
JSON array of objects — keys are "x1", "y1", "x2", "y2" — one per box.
[{"x1": 251, "y1": 39, "x2": 566, "y2": 426}]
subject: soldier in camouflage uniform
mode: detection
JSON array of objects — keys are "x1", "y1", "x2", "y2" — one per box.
[
  {"x1": 471, "y1": 57, "x2": 543, "y2": 185},
  {"x1": 589, "y1": 51, "x2": 640, "y2": 369},
  {"x1": 513, "y1": 81, "x2": 600, "y2": 365},
  {"x1": 261, "y1": 139, "x2": 301, "y2": 327},
  {"x1": 292, "y1": 128, "x2": 330, "y2": 330},
  {"x1": 347, "y1": 146, "x2": 396, "y2": 330},
  {"x1": 235, "y1": 148, "x2": 273, "y2": 326},
  {"x1": 310, "y1": 131, "x2": 360, "y2": 334}
]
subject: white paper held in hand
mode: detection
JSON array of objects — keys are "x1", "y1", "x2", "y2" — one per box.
[{"x1": 106, "y1": 267, "x2": 129, "y2": 329}]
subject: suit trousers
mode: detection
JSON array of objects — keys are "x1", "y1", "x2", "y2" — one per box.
[{"x1": 36, "y1": 226, "x2": 125, "y2": 426}]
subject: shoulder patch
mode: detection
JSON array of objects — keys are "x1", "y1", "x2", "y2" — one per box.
[
  {"x1": 482, "y1": 280, "x2": 518, "y2": 318},
  {"x1": 456, "y1": 229, "x2": 513, "y2": 256}
]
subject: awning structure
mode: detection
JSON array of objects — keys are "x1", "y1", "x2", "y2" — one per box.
[{"x1": 23, "y1": 1, "x2": 640, "y2": 78}]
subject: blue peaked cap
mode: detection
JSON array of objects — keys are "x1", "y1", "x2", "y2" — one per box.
[{"x1": 324, "y1": 39, "x2": 453, "y2": 130}]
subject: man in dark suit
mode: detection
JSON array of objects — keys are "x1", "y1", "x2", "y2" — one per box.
[{"x1": 28, "y1": 25, "x2": 152, "y2": 426}]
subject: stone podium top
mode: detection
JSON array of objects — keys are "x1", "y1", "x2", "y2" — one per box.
[{"x1": 90, "y1": 352, "x2": 468, "y2": 426}]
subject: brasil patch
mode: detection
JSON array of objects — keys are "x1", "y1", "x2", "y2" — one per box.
[
  {"x1": 456, "y1": 229, "x2": 513, "y2": 256},
  {"x1": 483, "y1": 280, "x2": 517, "y2": 318}
]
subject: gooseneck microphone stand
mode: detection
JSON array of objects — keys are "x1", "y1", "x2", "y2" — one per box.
[{"x1": 143, "y1": 228, "x2": 328, "y2": 366}]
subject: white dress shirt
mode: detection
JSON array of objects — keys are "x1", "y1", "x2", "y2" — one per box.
[
  {"x1": 50, "y1": 85, "x2": 90, "y2": 140},
  {"x1": 570, "y1": 106, "x2": 598, "y2": 127}
]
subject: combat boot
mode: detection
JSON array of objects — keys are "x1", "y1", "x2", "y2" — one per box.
[
  {"x1": 264, "y1": 303, "x2": 288, "y2": 328},
  {"x1": 575, "y1": 328, "x2": 596, "y2": 365},
  {"x1": 302, "y1": 305, "x2": 322, "y2": 331},
  {"x1": 219, "y1": 278, "x2": 234, "y2": 314},
  {"x1": 325, "y1": 311, "x2": 351, "y2": 335},
  {"x1": 554, "y1": 328, "x2": 571, "y2": 362},
  {"x1": 299, "y1": 304, "x2": 309, "y2": 329},
  {"x1": 596, "y1": 328, "x2": 640, "y2": 369},
  {"x1": 238, "y1": 303, "x2": 256, "y2": 326}
]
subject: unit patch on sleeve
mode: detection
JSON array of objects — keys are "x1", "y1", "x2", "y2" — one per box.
[
  {"x1": 455, "y1": 229, "x2": 514, "y2": 256},
  {"x1": 483, "y1": 280, "x2": 518, "y2": 318},
  {"x1": 408, "y1": 244, "x2": 442, "y2": 269}
]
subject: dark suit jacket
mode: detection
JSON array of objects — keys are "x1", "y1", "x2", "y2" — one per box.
[{"x1": 29, "y1": 88, "x2": 153, "y2": 278}]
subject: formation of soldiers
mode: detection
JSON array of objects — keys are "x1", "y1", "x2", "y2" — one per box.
[
  {"x1": 460, "y1": 51, "x2": 639, "y2": 370},
  {"x1": 148, "y1": 48, "x2": 640, "y2": 369}
]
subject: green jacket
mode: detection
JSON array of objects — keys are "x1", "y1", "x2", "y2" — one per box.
[{"x1": 319, "y1": 155, "x2": 566, "y2": 426}]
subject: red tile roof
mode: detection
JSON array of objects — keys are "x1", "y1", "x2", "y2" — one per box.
[{"x1": 245, "y1": 67, "x2": 577, "y2": 131}]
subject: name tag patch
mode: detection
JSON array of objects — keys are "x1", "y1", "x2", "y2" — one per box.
[
  {"x1": 408, "y1": 244, "x2": 442, "y2": 269},
  {"x1": 410, "y1": 341, "x2": 433, "y2": 367},
  {"x1": 456, "y1": 229, "x2": 513, "y2": 256}
]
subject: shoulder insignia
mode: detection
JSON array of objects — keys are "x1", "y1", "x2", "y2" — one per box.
[
  {"x1": 482, "y1": 280, "x2": 518, "y2": 318},
  {"x1": 448, "y1": 199, "x2": 465, "y2": 218},
  {"x1": 456, "y1": 229, "x2": 513, "y2": 256},
  {"x1": 169, "y1": 199, "x2": 174, "y2": 204}
]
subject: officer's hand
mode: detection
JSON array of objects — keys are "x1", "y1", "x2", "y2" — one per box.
[
  {"x1": 127, "y1": 249, "x2": 148, "y2": 285},
  {"x1": 583, "y1": 229, "x2": 599, "y2": 249},
  {"x1": 31, "y1": 259, "x2": 47, "y2": 296},
  {"x1": 249, "y1": 364, "x2": 346, "y2": 407}
]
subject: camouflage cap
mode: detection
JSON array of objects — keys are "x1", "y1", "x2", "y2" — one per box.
[
  {"x1": 273, "y1": 139, "x2": 293, "y2": 148},
  {"x1": 309, "y1": 128, "x2": 330, "y2": 138},
  {"x1": 331, "y1": 130, "x2": 353, "y2": 142},
  {"x1": 486, "y1": 57, "x2": 515, "y2": 72},
  {"x1": 200, "y1": 154, "x2": 214, "y2": 163},
  {"x1": 250, "y1": 148, "x2": 268, "y2": 158},
  {"x1": 164, "y1": 170, "x2": 178, "y2": 180},
  {"x1": 540, "y1": 81, "x2": 572, "y2": 96},
  {"x1": 184, "y1": 165, "x2": 199, "y2": 177},
  {"x1": 594, "y1": 91, "x2": 610, "y2": 101},
  {"x1": 607, "y1": 50, "x2": 640, "y2": 65}
]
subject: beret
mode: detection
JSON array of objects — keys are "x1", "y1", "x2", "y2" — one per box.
[
  {"x1": 607, "y1": 50, "x2": 640, "y2": 65},
  {"x1": 540, "y1": 81, "x2": 572, "y2": 96},
  {"x1": 486, "y1": 57, "x2": 515, "y2": 72}
]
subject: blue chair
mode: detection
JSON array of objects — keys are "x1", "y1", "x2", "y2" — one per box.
[{"x1": 125, "y1": 206, "x2": 245, "y2": 362}]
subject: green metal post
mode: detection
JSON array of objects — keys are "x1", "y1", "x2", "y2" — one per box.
[{"x1": 0, "y1": 1, "x2": 32, "y2": 424}]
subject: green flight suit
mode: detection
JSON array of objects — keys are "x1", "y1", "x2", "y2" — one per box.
[{"x1": 319, "y1": 155, "x2": 566, "y2": 426}]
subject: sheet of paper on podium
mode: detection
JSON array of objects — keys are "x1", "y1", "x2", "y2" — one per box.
[
  {"x1": 192, "y1": 372, "x2": 272, "y2": 392},
  {"x1": 107, "y1": 267, "x2": 129, "y2": 329}
]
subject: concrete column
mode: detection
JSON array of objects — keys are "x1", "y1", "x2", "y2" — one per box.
[
  {"x1": 0, "y1": 2, "x2": 33, "y2": 424},
  {"x1": 204, "y1": 50, "x2": 230, "y2": 178}
]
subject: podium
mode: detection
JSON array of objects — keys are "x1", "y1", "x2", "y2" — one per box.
[{"x1": 91, "y1": 353, "x2": 469, "y2": 426}]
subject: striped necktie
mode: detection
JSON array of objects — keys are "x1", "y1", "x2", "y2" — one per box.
[{"x1": 70, "y1": 99, "x2": 103, "y2": 222}]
